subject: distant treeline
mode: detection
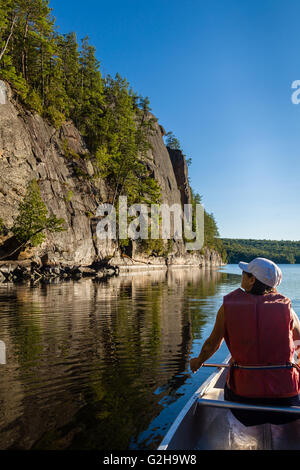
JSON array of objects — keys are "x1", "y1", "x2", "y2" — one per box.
[{"x1": 221, "y1": 238, "x2": 300, "y2": 264}]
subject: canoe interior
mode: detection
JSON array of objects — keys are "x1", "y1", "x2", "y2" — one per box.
[{"x1": 159, "y1": 365, "x2": 300, "y2": 450}]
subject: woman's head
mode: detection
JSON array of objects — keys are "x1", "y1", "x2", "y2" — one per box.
[
  {"x1": 238, "y1": 257, "x2": 282, "y2": 294},
  {"x1": 241, "y1": 271, "x2": 276, "y2": 295}
]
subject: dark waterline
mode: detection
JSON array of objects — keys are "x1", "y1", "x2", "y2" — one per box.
[{"x1": 1, "y1": 264, "x2": 296, "y2": 450}]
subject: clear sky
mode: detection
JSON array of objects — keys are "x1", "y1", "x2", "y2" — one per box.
[{"x1": 50, "y1": 0, "x2": 300, "y2": 240}]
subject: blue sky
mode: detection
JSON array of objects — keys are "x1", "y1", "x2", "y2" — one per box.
[{"x1": 50, "y1": 0, "x2": 300, "y2": 240}]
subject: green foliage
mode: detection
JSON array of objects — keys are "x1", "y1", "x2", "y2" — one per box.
[
  {"x1": 94, "y1": 146, "x2": 110, "y2": 178},
  {"x1": 0, "y1": 62, "x2": 28, "y2": 98},
  {"x1": 56, "y1": 32, "x2": 80, "y2": 114},
  {"x1": 94, "y1": 73, "x2": 161, "y2": 207},
  {"x1": 43, "y1": 105, "x2": 65, "y2": 129},
  {"x1": 165, "y1": 131, "x2": 192, "y2": 169},
  {"x1": 190, "y1": 189, "x2": 202, "y2": 234},
  {"x1": 24, "y1": 88, "x2": 43, "y2": 114},
  {"x1": 72, "y1": 36, "x2": 104, "y2": 151},
  {"x1": 0, "y1": 3, "x2": 161, "y2": 210},
  {"x1": 187, "y1": 188, "x2": 225, "y2": 259},
  {"x1": 62, "y1": 139, "x2": 80, "y2": 160},
  {"x1": 65, "y1": 190, "x2": 73, "y2": 202},
  {"x1": 73, "y1": 165, "x2": 89, "y2": 179},
  {"x1": 137, "y1": 214, "x2": 174, "y2": 257},
  {"x1": 221, "y1": 238, "x2": 300, "y2": 264},
  {"x1": 0, "y1": 2, "x2": 100, "y2": 131},
  {"x1": 139, "y1": 238, "x2": 174, "y2": 257},
  {"x1": 0, "y1": 1, "x2": 28, "y2": 97},
  {"x1": 0, "y1": 0, "x2": 224, "y2": 261},
  {"x1": 12, "y1": 179, "x2": 65, "y2": 246},
  {"x1": 0, "y1": 0, "x2": 57, "y2": 103}
]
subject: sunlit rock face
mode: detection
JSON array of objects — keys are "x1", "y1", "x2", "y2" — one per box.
[{"x1": 0, "y1": 81, "x2": 224, "y2": 267}]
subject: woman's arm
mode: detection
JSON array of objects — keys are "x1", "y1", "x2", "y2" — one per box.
[{"x1": 190, "y1": 304, "x2": 225, "y2": 373}]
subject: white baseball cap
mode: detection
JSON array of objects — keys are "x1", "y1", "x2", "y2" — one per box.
[{"x1": 238, "y1": 257, "x2": 282, "y2": 288}]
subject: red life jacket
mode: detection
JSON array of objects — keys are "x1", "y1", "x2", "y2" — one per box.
[{"x1": 223, "y1": 288, "x2": 300, "y2": 398}]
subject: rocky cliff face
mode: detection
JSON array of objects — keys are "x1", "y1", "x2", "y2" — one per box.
[
  {"x1": 0, "y1": 81, "x2": 224, "y2": 268},
  {"x1": 167, "y1": 147, "x2": 192, "y2": 207}
]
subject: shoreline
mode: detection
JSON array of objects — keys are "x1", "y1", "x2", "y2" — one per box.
[{"x1": 0, "y1": 258, "x2": 226, "y2": 284}]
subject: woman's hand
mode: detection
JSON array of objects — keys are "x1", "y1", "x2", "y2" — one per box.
[
  {"x1": 189, "y1": 304, "x2": 225, "y2": 374},
  {"x1": 190, "y1": 357, "x2": 203, "y2": 373}
]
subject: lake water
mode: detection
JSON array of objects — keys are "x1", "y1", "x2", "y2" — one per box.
[{"x1": 0, "y1": 264, "x2": 299, "y2": 450}]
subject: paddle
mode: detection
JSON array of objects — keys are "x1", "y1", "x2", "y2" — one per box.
[{"x1": 202, "y1": 363, "x2": 230, "y2": 368}]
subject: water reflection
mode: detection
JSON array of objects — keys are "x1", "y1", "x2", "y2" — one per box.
[{"x1": 0, "y1": 266, "x2": 235, "y2": 450}]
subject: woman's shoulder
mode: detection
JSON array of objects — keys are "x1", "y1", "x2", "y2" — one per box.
[
  {"x1": 260, "y1": 290, "x2": 291, "y2": 304},
  {"x1": 223, "y1": 288, "x2": 244, "y2": 301}
]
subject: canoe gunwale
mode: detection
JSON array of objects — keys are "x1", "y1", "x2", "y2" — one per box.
[
  {"x1": 158, "y1": 354, "x2": 300, "y2": 450},
  {"x1": 158, "y1": 357, "x2": 230, "y2": 450}
]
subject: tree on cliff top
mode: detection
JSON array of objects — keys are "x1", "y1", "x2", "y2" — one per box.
[
  {"x1": 94, "y1": 73, "x2": 161, "y2": 207},
  {"x1": 12, "y1": 179, "x2": 65, "y2": 247},
  {"x1": 165, "y1": 131, "x2": 192, "y2": 166},
  {"x1": 165, "y1": 131, "x2": 182, "y2": 150}
]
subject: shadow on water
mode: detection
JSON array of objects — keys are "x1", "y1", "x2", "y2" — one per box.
[{"x1": 0, "y1": 267, "x2": 240, "y2": 450}]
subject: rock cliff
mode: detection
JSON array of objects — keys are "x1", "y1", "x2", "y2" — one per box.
[
  {"x1": 0, "y1": 80, "x2": 224, "y2": 269},
  {"x1": 167, "y1": 147, "x2": 192, "y2": 207}
]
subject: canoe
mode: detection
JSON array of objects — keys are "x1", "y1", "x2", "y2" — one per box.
[{"x1": 158, "y1": 356, "x2": 300, "y2": 450}]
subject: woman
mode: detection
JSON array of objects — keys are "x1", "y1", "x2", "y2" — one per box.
[{"x1": 190, "y1": 257, "x2": 300, "y2": 426}]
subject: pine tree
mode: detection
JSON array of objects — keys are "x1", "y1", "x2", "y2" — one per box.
[
  {"x1": 165, "y1": 131, "x2": 182, "y2": 150},
  {"x1": 0, "y1": 0, "x2": 16, "y2": 62},
  {"x1": 12, "y1": 179, "x2": 65, "y2": 247},
  {"x1": 57, "y1": 32, "x2": 80, "y2": 115},
  {"x1": 0, "y1": 0, "x2": 28, "y2": 96},
  {"x1": 95, "y1": 73, "x2": 160, "y2": 206},
  {"x1": 73, "y1": 36, "x2": 104, "y2": 150}
]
